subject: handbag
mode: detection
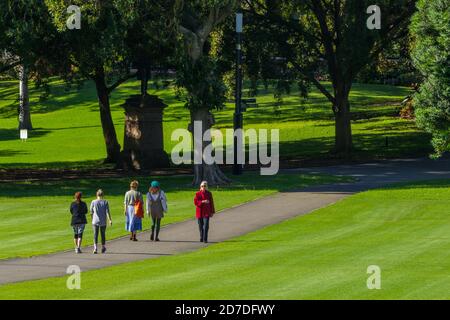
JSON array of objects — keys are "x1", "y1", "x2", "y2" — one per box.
[{"x1": 134, "y1": 198, "x2": 144, "y2": 218}]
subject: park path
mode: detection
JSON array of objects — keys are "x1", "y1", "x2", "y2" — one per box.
[{"x1": 2, "y1": 156, "x2": 450, "y2": 285}]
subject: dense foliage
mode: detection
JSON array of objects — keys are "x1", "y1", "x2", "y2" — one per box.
[{"x1": 411, "y1": 0, "x2": 450, "y2": 157}]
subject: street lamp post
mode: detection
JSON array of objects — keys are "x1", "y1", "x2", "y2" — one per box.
[{"x1": 233, "y1": 12, "x2": 243, "y2": 175}]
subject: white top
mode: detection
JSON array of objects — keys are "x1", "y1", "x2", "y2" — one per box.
[{"x1": 150, "y1": 193, "x2": 159, "y2": 201}]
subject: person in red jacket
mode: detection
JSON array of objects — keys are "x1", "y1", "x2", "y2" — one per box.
[{"x1": 194, "y1": 181, "x2": 215, "y2": 243}]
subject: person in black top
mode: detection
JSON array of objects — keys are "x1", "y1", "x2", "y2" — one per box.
[{"x1": 70, "y1": 191, "x2": 88, "y2": 254}]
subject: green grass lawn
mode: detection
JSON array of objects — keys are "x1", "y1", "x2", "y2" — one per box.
[
  {"x1": 0, "y1": 79, "x2": 431, "y2": 169},
  {"x1": 1, "y1": 179, "x2": 448, "y2": 299},
  {"x1": 0, "y1": 171, "x2": 345, "y2": 260}
]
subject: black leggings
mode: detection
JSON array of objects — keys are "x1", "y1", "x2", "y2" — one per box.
[
  {"x1": 151, "y1": 218, "x2": 161, "y2": 231},
  {"x1": 93, "y1": 225, "x2": 107, "y2": 245}
]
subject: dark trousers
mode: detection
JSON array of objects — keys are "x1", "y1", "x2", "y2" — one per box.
[
  {"x1": 93, "y1": 225, "x2": 106, "y2": 246},
  {"x1": 198, "y1": 217, "x2": 210, "y2": 242},
  {"x1": 151, "y1": 218, "x2": 161, "y2": 233},
  {"x1": 151, "y1": 218, "x2": 161, "y2": 239}
]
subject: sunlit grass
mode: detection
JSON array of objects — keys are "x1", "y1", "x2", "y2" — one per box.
[
  {"x1": 0, "y1": 79, "x2": 430, "y2": 168},
  {"x1": 1, "y1": 179, "x2": 448, "y2": 299},
  {"x1": 0, "y1": 171, "x2": 347, "y2": 259}
]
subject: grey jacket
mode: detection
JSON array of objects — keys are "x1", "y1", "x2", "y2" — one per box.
[{"x1": 90, "y1": 199, "x2": 110, "y2": 226}]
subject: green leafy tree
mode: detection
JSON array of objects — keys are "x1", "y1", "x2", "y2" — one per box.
[
  {"x1": 120, "y1": 0, "x2": 176, "y2": 77},
  {"x1": 1, "y1": 0, "x2": 63, "y2": 130},
  {"x1": 357, "y1": 37, "x2": 420, "y2": 86},
  {"x1": 242, "y1": 0, "x2": 416, "y2": 155},
  {"x1": 45, "y1": 0, "x2": 137, "y2": 166},
  {"x1": 411, "y1": 0, "x2": 450, "y2": 158},
  {"x1": 45, "y1": 0, "x2": 177, "y2": 167},
  {"x1": 119, "y1": 0, "x2": 178, "y2": 169}
]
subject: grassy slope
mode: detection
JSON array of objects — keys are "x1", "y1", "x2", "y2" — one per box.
[
  {"x1": 0, "y1": 172, "x2": 345, "y2": 260},
  {"x1": 1, "y1": 179, "x2": 449, "y2": 299},
  {"x1": 0, "y1": 80, "x2": 430, "y2": 168}
]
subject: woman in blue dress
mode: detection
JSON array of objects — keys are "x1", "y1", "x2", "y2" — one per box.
[{"x1": 124, "y1": 180, "x2": 143, "y2": 241}]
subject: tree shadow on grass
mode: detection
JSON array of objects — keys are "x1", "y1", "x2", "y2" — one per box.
[
  {"x1": 0, "y1": 149, "x2": 30, "y2": 158},
  {"x1": 0, "y1": 90, "x2": 18, "y2": 101},
  {"x1": 214, "y1": 102, "x2": 333, "y2": 126},
  {"x1": 213, "y1": 103, "x2": 403, "y2": 128},
  {"x1": 0, "y1": 128, "x2": 50, "y2": 142},
  {"x1": 351, "y1": 109, "x2": 400, "y2": 121},
  {"x1": 373, "y1": 177, "x2": 450, "y2": 192},
  {"x1": 360, "y1": 120, "x2": 418, "y2": 132},
  {"x1": 0, "y1": 159, "x2": 108, "y2": 170},
  {"x1": 0, "y1": 128, "x2": 430, "y2": 174},
  {"x1": 0, "y1": 82, "x2": 98, "y2": 118},
  {"x1": 48, "y1": 125, "x2": 101, "y2": 131},
  {"x1": 276, "y1": 130, "x2": 431, "y2": 161},
  {"x1": 0, "y1": 169, "x2": 340, "y2": 199}
]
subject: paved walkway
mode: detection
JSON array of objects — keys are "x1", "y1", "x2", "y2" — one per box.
[{"x1": 2, "y1": 156, "x2": 450, "y2": 285}]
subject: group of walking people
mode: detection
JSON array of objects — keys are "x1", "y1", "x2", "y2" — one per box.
[
  {"x1": 70, "y1": 189, "x2": 112, "y2": 254},
  {"x1": 69, "y1": 180, "x2": 215, "y2": 254}
]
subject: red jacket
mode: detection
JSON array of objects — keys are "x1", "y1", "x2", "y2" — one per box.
[{"x1": 194, "y1": 190, "x2": 215, "y2": 218}]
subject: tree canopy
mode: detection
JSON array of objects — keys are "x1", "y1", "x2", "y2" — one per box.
[
  {"x1": 235, "y1": 0, "x2": 417, "y2": 154},
  {"x1": 411, "y1": 0, "x2": 450, "y2": 158},
  {"x1": 44, "y1": 0, "x2": 177, "y2": 166}
]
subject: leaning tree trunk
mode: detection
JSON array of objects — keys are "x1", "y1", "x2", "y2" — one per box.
[
  {"x1": 184, "y1": 48, "x2": 231, "y2": 186},
  {"x1": 191, "y1": 108, "x2": 231, "y2": 186},
  {"x1": 18, "y1": 65, "x2": 32, "y2": 130},
  {"x1": 333, "y1": 93, "x2": 353, "y2": 155},
  {"x1": 178, "y1": 3, "x2": 236, "y2": 186},
  {"x1": 94, "y1": 70, "x2": 122, "y2": 167}
]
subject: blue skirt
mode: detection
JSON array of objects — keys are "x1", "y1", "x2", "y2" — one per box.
[{"x1": 125, "y1": 205, "x2": 142, "y2": 232}]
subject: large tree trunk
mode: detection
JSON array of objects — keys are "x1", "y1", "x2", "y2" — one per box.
[
  {"x1": 191, "y1": 108, "x2": 231, "y2": 187},
  {"x1": 182, "y1": 57, "x2": 231, "y2": 187},
  {"x1": 178, "y1": 3, "x2": 235, "y2": 186},
  {"x1": 333, "y1": 93, "x2": 353, "y2": 154},
  {"x1": 18, "y1": 65, "x2": 32, "y2": 130},
  {"x1": 94, "y1": 70, "x2": 122, "y2": 167}
]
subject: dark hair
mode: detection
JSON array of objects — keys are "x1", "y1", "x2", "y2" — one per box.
[{"x1": 74, "y1": 192, "x2": 82, "y2": 203}]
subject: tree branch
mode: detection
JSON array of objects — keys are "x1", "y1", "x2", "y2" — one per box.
[
  {"x1": 0, "y1": 60, "x2": 21, "y2": 73},
  {"x1": 289, "y1": 59, "x2": 336, "y2": 105},
  {"x1": 243, "y1": 1, "x2": 322, "y2": 44},
  {"x1": 198, "y1": 1, "x2": 235, "y2": 40},
  {"x1": 179, "y1": 1, "x2": 235, "y2": 61},
  {"x1": 68, "y1": 58, "x2": 94, "y2": 80},
  {"x1": 309, "y1": 0, "x2": 339, "y2": 85},
  {"x1": 107, "y1": 72, "x2": 137, "y2": 95},
  {"x1": 369, "y1": 1, "x2": 416, "y2": 63}
]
